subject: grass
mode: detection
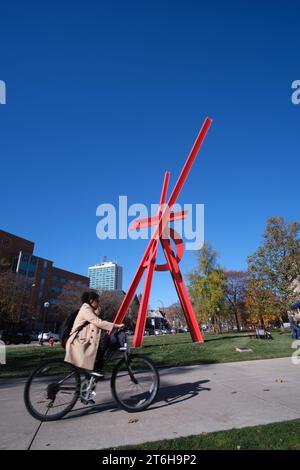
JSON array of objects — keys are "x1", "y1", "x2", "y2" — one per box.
[
  {"x1": 136, "y1": 331, "x2": 293, "y2": 368},
  {"x1": 119, "y1": 419, "x2": 300, "y2": 450},
  {"x1": 0, "y1": 344, "x2": 64, "y2": 378},
  {"x1": 0, "y1": 331, "x2": 294, "y2": 379}
]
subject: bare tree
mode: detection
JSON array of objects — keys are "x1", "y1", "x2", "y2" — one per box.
[
  {"x1": 225, "y1": 271, "x2": 249, "y2": 330},
  {"x1": 0, "y1": 271, "x2": 34, "y2": 328},
  {"x1": 50, "y1": 283, "x2": 86, "y2": 328},
  {"x1": 164, "y1": 302, "x2": 186, "y2": 330},
  {"x1": 97, "y1": 290, "x2": 139, "y2": 329}
]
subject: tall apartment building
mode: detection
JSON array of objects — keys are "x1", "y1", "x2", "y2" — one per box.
[
  {"x1": 0, "y1": 229, "x2": 89, "y2": 315},
  {"x1": 88, "y1": 261, "x2": 123, "y2": 291}
]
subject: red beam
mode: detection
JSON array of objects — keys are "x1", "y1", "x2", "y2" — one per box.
[{"x1": 130, "y1": 210, "x2": 188, "y2": 231}]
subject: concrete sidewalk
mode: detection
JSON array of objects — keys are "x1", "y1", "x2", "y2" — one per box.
[{"x1": 0, "y1": 357, "x2": 299, "y2": 450}]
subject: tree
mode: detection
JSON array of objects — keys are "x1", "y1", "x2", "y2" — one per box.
[
  {"x1": 52, "y1": 288, "x2": 140, "y2": 331},
  {"x1": 247, "y1": 217, "x2": 300, "y2": 324},
  {"x1": 97, "y1": 290, "x2": 139, "y2": 329},
  {"x1": 50, "y1": 283, "x2": 86, "y2": 328},
  {"x1": 187, "y1": 242, "x2": 227, "y2": 331},
  {"x1": 245, "y1": 276, "x2": 280, "y2": 326},
  {"x1": 164, "y1": 302, "x2": 186, "y2": 330},
  {"x1": 98, "y1": 290, "x2": 122, "y2": 322},
  {"x1": 225, "y1": 271, "x2": 249, "y2": 330},
  {"x1": 0, "y1": 271, "x2": 35, "y2": 328}
]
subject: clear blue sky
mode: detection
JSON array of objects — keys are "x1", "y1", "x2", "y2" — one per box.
[{"x1": 1, "y1": 0, "x2": 299, "y2": 308}]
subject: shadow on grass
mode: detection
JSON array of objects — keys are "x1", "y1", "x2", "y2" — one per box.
[
  {"x1": 204, "y1": 334, "x2": 255, "y2": 343},
  {"x1": 140, "y1": 333, "x2": 257, "y2": 349}
]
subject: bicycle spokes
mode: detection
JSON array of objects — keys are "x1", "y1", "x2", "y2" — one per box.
[
  {"x1": 24, "y1": 360, "x2": 81, "y2": 421},
  {"x1": 111, "y1": 355, "x2": 159, "y2": 411}
]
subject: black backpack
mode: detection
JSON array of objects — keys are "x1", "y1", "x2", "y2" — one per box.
[{"x1": 59, "y1": 309, "x2": 80, "y2": 349}]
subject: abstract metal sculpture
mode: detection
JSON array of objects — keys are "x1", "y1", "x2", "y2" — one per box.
[{"x1": 113, "y1": 117, "x2": 212, "y2": 347}]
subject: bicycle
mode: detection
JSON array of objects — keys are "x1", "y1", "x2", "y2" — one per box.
[{"x1": 24, "y1": 342, "x2": 160, "y2": 421}]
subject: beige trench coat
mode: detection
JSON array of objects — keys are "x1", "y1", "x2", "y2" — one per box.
[{"x1": 64, "y1": 303, "x2": 114, "y2": 370}]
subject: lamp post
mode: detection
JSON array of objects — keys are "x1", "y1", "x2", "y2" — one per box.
[
  {"x1": 40, "y1": 301, "x2": 50, "y2": 346},
  {"x1": 29, "y1": 282, "x2": 36, "y2": 330},
  {"x1": 216, "y1": 307, "x2": 221, "y2": 333}
]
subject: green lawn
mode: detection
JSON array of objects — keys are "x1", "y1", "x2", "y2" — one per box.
[
  {"x1": 0, "y1": 344, "x2": 64, "y2": 378},
  {"x1": 119, "y1": 419, "x2": 300, "y2": 450},
  {"x1": 137, "y1": 331, "x2": 293, "y2": 368},
  {"x1": 0, "y1": 331, "x2": 294, "y2": 379}
]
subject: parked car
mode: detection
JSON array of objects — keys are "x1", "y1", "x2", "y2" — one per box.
[
  {"x1": 0, "y1": 330, "x2": 32, "y2": 345},
  {"x1": 29, "y1": 331, "x2": 39, "y2": 341},
  {"x1": 160, "y1": 328, "x2": 170, "y2": 334},
  {"x1": 177, "y1": 327, "x2": 186, "y2": 333},
  {"x1": 38, "y1": 332, "x2": 60, "y2": 342},
  {"x1": 144, "y1": 328, "x2": 155, "y2": 336}
]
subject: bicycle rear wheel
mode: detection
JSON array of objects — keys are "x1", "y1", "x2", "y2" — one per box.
[
  {"x1": 111, "y1": 354, "x2": 159, "y2": 412},
  {"x1": 24, "y1": 359, "x2": 81, "y2": 421}
]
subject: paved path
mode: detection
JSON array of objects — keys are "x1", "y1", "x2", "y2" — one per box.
[{"x1": 0, "y1": 357, "x2": 299, "y2": 450}]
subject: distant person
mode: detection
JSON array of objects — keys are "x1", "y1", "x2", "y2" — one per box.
[
  {"x1": 289, "y1": 313, "x2": 300, "y2": 339},
  {"x1": 64, "y1": 291, "x2": 125, "y2": 374}
]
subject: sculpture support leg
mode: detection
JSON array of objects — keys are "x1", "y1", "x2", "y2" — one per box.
[
  {"x1": 133, "y1": 241, "x2": 158, "y2": 347},
  {"x1": 133, "y1": 172, "x2": 170, "y2": 347},
  {"x1": 160, "y1": 236, "x2": 204, "y2": 342}
]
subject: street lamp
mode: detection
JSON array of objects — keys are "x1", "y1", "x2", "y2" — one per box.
[
  {"x1": 216, "y1": 307, "x2": 221, "y2": 333},
  {"x1": 29, "y1": 282, "x2": 36, "y2": 329},
  {"x1": 40, "y1": 301, "x2": 50, "y2": 346}
]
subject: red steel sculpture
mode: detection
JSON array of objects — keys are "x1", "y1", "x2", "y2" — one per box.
[{"x1": 113, "y1": 117, "x2": 213, "y2": 347}]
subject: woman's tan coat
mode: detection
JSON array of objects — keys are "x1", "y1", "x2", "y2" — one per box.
[{"x1": 64, "y1": 303, "x2": 114, "y2": 370}]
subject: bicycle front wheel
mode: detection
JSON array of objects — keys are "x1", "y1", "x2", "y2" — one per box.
[
  {"x1": 24, "y1": 359, "x2": 81, "y2": 421},
  {"x1": 111, "y1": 354, "x2": 159, "y2": 412}
]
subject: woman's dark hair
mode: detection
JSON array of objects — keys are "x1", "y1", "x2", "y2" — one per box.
[{"x1": 81, "y1": 291, "x2": 100, "y2": 305}]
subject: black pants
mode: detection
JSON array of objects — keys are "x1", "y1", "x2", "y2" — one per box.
[{"x1": 94, "y1": 330, "x2": 126, "y2": 371}]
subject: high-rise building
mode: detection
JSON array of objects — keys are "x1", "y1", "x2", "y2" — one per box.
[{"x1": 88, "y1": 261, "x2": 123, "y2": 291}]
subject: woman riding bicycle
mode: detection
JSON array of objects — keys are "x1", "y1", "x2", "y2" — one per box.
[
  {"x1": 64, "y1": 291, "x2": 125, "y2": 374},
  {"x1": 24, "y1": 291, "x2": 159, "y2": 420}
]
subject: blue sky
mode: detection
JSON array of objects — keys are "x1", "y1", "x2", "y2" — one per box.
[{"x1": 1, "y1": 0, "x2": 299, "y2": 308}]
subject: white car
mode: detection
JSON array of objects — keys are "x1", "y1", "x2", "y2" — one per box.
[{"x1": 38, "y1": 332, "x2": 60, "y2": 342}]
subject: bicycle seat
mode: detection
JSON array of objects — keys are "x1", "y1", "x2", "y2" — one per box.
[{"x1": 90, "y1": 371, "x2": 105, "y2": 379}]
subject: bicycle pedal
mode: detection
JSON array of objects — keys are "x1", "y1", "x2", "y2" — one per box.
[{"x1": 80, "y1": 398, "x2": 96, "y2": 405}]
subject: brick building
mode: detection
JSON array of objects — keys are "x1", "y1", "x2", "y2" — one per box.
[{"x1": 0, "y1": 229, "x2": 89, "y2": 322}]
